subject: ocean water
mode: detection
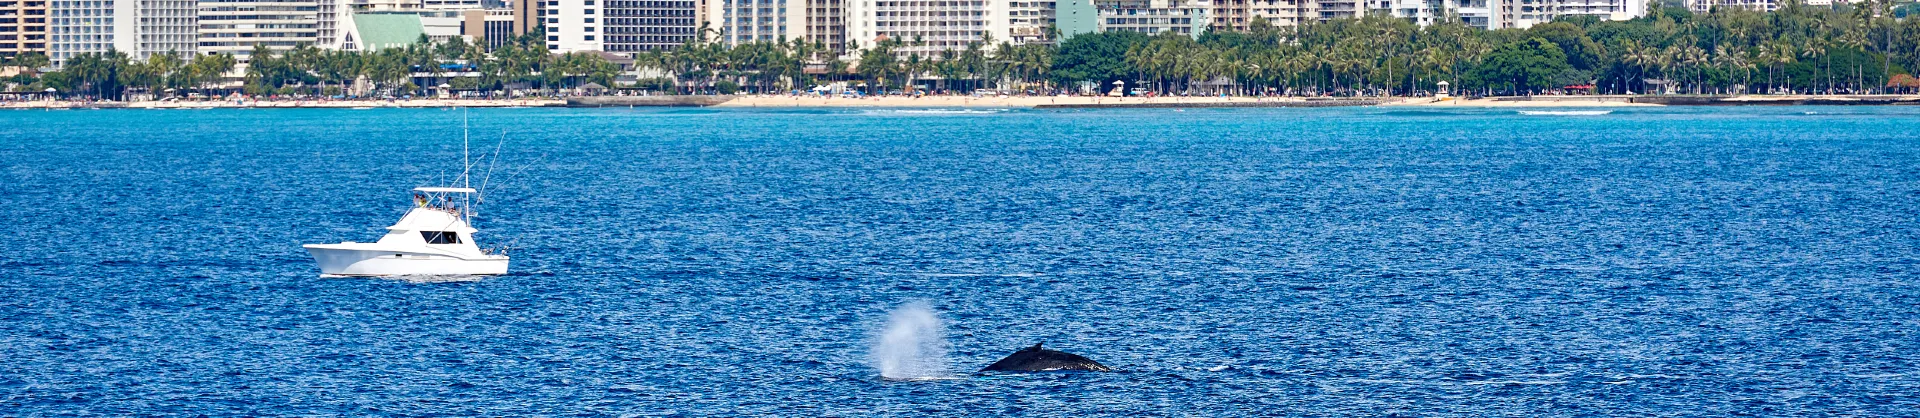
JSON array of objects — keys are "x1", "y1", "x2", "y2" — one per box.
[{"x1": 2, "y1": 106, "x2": 1918, "y2": 416}]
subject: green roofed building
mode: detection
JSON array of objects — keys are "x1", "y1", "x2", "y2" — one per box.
[{"x1": 345, "y1": 13, "x2": 428, "y2": 52}]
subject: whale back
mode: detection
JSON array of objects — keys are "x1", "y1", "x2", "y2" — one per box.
[{"x1": 980, "y1": 344, "x2": 1113, "y2": 372}]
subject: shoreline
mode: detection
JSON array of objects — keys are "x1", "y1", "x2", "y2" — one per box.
[
  {"x1": 8, "y1": 94, "x2": 1920, "y2": 109},
  {"x1": 1, "y1": 98, "x2": 566, "y2": 109}
]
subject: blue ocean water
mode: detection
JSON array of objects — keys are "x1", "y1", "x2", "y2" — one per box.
[{"x1": 2, "y1": 106, "x2": 1918, "y2": 416}]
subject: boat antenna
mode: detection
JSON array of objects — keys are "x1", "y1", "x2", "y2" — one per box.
[
  {"x1": 477, "y1": 129, "x2": 507, "y2": 207},
  {"x1": 462, "y1": 108, "x2": 472, "y2": 188},
  {"x1": 461, "y1": 109, "x2": 473, "y2": 225}
]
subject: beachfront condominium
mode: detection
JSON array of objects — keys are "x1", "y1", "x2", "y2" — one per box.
[
  {"x1": 44, "y1": 0, "x2": 195, "y2": 64},
  {"x1": 707, "y1": 0, "x2": 801, "y2": 44},
  {"x1": 601, "y1": 0, "x2": 697, "y2": 52},
  {"x1": 1233, "y1": 0, "x2": 1609, "y2": 29},
  {"x1": 1370, "y1": 0, "x2": 1495, "y2": 28},
  {"x1": 1494, "y1": 0, "x2": 1641, "y2": 28},
  {"x1": 460, "y1": 7, "x2": 516, "y2": 50},
  {"x1": 1244, "y1": 0, "x2": 1311, "y2": 27},
  {"x1": 541, "y1": 0, "x2": 697, "y2": 54},
  {"x1": 701, "y1": 0, "x2": 848, "y2": 52},
  {"x1": 1095, "y1": 0, "x2": 1210, "y2": 37},
  {"x1": 1684, "y1": 0, "x2": 1780, "y2": 13},
  {"x1": 198, "y1": 0, "x2": 321, "y2": 61},
  {"x1": 845, "y1": 0, "x2": 1010, "y2": 56},
  {"x1": 1, "y1": 0, "x2": 48, "y2": 58},
  {"x1": 1007, "y1": 0, "x2": 1052, "y2": 43},
  {"x1": 804, "y1": 0, "x2": 848, "y2": 51}
]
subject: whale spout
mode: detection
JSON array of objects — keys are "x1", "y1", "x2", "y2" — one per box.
[{"x1": 979, "y1": 343, "x2": 1113, "y2": 372}]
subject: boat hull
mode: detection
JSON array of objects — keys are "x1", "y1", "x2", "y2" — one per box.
[{"x1": 305, "y1": 247, "x2": 508, "y2": 276}]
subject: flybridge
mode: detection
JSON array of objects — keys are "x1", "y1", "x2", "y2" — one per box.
[{"x1": 413, "y1": 187, "x2": 478, "y2": 193}]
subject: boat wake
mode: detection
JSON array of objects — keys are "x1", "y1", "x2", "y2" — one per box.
[
  {"x1": 1517, "y1": 110, "x2": 1612, "y2": 116},
  {"x1": 316, "y1": 274, "x2": 488, "y2": 283}
]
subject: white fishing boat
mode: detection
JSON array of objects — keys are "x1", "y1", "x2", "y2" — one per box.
[
  {"x1": 304, "y1": 114, "x2": 510, "y2": 277},
  {"x1": 303, "y1": 187, "x2": 509, "y2": 276}
]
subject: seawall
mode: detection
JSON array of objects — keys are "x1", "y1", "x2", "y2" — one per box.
[
  {"x1": 1035, "y1": 98, "x2": 1387, "y2": 109},
  {"x1": 564, "y1": 96, "x2": 735, "y2": 107}
]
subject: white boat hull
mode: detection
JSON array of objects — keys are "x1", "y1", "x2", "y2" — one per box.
[{"x1": 305, "y1": 247, "x2": 508, "y2": 276}]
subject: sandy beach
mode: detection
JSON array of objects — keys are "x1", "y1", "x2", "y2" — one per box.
[
  {"x1": 12, "y1": 94, "x2": 1920, "y2": 109},
  {"x1": 712, "y1": 94, "x2": 1316, "y2": 108},
  {"x1": 709, "y1": 94, "x2": 1667, "y2": 108}
]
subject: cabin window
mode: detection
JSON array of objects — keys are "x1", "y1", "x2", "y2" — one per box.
[{"x1": 421, "y1": 231, "x2": 461, "y2": 244}]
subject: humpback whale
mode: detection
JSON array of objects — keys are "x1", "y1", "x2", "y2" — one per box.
[{"x1": 980, "y1": 343, "x2": 1113, "y2": 372}]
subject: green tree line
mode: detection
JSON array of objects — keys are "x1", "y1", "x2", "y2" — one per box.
[{"x1": 639, "y1": 0, "x2": 1919, "y2": 96}]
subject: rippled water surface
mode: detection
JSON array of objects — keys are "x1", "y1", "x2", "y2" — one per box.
[{"x1": 3, "y1": 106, "x2": 1919, "y2": 415}]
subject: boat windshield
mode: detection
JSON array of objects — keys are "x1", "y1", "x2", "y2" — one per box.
[{"x1": 421, "y1": 231, "x2": 461, "y2": 244}]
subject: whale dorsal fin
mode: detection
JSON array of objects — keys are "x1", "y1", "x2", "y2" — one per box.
[{"x1": 1025, "y1": 343, "x2": 1044, "y2": 352}]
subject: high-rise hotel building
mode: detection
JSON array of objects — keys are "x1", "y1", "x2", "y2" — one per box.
[
  {"x1": 541, "y1": 0, "x2": 697, "y2": 53},
  {"x1": 698, "y1": 0, "x2": 847, "y2": 52},
  {"x1": 845, "y1": 0, "x2": 1009, "y2": 56},
  {"x1": 44, "y1": 0, "x2": 195, "y2": 64},
  {"x1": 197, "y1": 0, "x2": 321, "y2": 60},
  {"x1": 1, "y1": 0, "x2": 48, "y2": 58}
]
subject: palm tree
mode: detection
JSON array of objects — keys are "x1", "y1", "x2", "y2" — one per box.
[
  {"x1": 186, "y1": 53, "x2": 237, "y2": 98},
  {"x1": 146, "y1": 51, "x2": 184, "y2": 96},
  {"x1": 1840, "y1": 26, "x2": 1870, "y2": 93},
  {"x1": 1678, "y1": 45, "x2": 1707, "y2": 93},
  {"x1": 1767, "y1": 41, "x2": 1796, "y2": 94},
  {"x1": 1798, "y1": 38, "x2": 1827, "y2": 93}
]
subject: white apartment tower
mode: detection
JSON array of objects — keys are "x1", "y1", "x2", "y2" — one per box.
[
  {"x1": 1094, "y1": 0, "x2": 1210, "y2": 37},
  {"x1": 846, "y1": 0, "x2": 1009, "y2": 56},
  {"x1": 542, "y1": 0, "x2": 600, "y2": 52},
  {"x1": 1373, "y1": 0, "x2": 1493, "y2": 28},
  {"x1": 803, "y1": 0, "x2": 846, "y2": 50},
  {"x1": 1246, "y1": 0, "x2": 1312, "y2": 27},
  {"x1": 46, "y1": 0, "x2": 196, "y2": 64},
  {"x1": 134, "y1": 0, "x2": 196, "y2": 55},
  {"x1": 1007, "y1": 0, "x2": 1052, "y2": 43},
  {"x1": 197, "y1": 0, "x2": 321, "y2": 60},
  {"x1": 708, "y1": 0, "x2": 802, "y2": 43},
  {"x1": 602, "y1": 0, "x2": 697, "y2": 52},
  {"x1": 545, "y1": 0, "x2": 698, "y2": 54},
  {"x1": 1685, "y1": 0, "x2": 1780, "y2": 13},
  {"x1": 1496, "y1": 0, "x2": 1642, "y2": 28}
]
